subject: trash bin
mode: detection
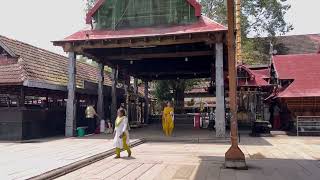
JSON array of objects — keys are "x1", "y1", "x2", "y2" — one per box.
[
  {"x1": 194, "y1": 113, "x2": 201, "y2": 129},
  {"x1": 77, "y1": 127, "x2": 86, "y2": 137}
]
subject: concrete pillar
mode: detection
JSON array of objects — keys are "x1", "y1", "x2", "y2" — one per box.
[
  {"x1": 66, "y1": 52, "x2": 76, "y2": 137},
  {"x1": 215, "y1": 43, "x2": 226, "y2": 137},
  {"x1": 97, "y1": 63, "x2": 105, "y2": 120},
  {"x1": 111, "y1": 68, "x2": 117, "y2": 124},
  {"x1": 144, "y1": 81, "x2": 149, "y2": 124}
]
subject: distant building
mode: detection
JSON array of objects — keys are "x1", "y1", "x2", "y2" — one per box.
[{"x1": 268, "y1": 53, "x2": 320, "y2": 129}]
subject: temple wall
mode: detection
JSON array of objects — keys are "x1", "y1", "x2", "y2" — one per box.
[{"x1": 0, "y1": 107, "x2": 65, "y2": 141}]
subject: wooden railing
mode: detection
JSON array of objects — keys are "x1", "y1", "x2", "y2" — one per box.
[{"x1": 297, "y1": 116, "x2": 320, "y2": 136}]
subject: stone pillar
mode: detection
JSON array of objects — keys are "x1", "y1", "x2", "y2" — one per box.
[
  {"x1": 215, "y1": 43, "x2": 226, "y2": 137},
  {"x1": 144, "y1": 81, "x2": 149, "y2": 124},
  {"x1": 66, "y1": 52, "x2": 77, "y2": 137},
  {"x1": 97, "y1": 63, "x2": 105, "y2": 120},
  {"x1": 111, "y1": 68, "x2": 117, "y2": 124}
]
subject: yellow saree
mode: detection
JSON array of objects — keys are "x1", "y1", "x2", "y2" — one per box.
[{"x1": 162, "y1": 107, "x2": 174, "y2": 136}]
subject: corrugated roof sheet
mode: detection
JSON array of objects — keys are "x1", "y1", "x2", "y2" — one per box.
[
  {"x1": 273, "y1": 53, "x2": 320, "y2": 98},
  {"x1": 0, "y1": 35, "x2": 112, "y2": 89}
]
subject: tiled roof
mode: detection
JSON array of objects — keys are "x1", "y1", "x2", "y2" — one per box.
[
  {"x1": 237, "y1": 65, "x2": 270, "y2": 87},
  {"x1": 273, "y1": 53, "x2": 320, "y2": 98},
  {"x1": 185, "y1": 81, "x2": 210, "y2": 94},
  {"x1": 0, "y1": 63, "x2": 25, "y2": 85},
  {"x1": 55, "y1": 16, "x2": 226, "y2": 43},
  {"x1": 275, "y1": 34, "x2": 320, "y2": 55},
  {"x1": 0, "y1": 35, "x2": 111, "y2": 89}
]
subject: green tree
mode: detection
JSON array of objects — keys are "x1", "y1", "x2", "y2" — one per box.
[
  {"x1": 201, "y1": 0, "x2": 293, "y2": 64},
  {"x1": 153, "y1": 79, "x2": 199, "y2": 114},
  {"x1": 85, "y1": 0, "x2": 96, "y2": 12}
]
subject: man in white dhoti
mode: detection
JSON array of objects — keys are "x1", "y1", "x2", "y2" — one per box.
[{"x1": 114, "y1": 108, "x2": 131, "y2": 158}]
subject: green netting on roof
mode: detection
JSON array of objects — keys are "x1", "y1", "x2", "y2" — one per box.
[{"x1": 93, "y1": 0, "x2": 197, "y2": 30}]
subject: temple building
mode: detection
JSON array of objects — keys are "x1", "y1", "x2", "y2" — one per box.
[{"x1": 0, "y1": 35, "x2": 132, "y2": 140}]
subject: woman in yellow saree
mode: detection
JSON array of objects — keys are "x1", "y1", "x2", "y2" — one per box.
[{"x1": 162, "y1": 102, "x2": 174, "y2": 136}]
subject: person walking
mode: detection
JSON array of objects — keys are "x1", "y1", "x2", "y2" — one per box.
[
  {"x1": 114, "y1": 108, "x2": 131, "y2": 158},
  {"x1": 162, "y1": 102, "x2": 175, "y2": 136},
  {"x1": 85, "y1": 103, "x2": 98, "y2": 134}
]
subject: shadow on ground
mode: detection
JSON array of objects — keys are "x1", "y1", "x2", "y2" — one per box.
[{"x1": 192, "y1": 156, "x2": 320, "y2": 180}]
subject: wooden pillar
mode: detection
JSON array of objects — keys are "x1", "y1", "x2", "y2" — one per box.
[
  {"x1": 97, "y1": 63, "x2": 105, "y2": 120},
  {"x1": 111, "y1": 68, "x2": 117, "y2": 124},
  {"x1": 225, "y1": 0, "x2": 247, "y2": 169},
  {"x1": 124, "y1": 76, "x2": 130, "y2": 121},
  {"x1": 144, "y1": 81, "x2": 149, "y2": 124},
  {"x1": 215, "y1": 43, "x2": 226, "y2": 137},
  {"x1": 133, "y1": 78, "x2": 139, "y2": 123},
  {"x1": 19, "y1": 86, "x2": 25, "y2": 107},
  {"x1": 66, "y1": 52, "x2": 77, "y2": 137}
]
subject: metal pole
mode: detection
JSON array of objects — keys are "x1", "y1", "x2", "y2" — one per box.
[{"x1": 225, "y1": 0, "x2": 247, "y2": 169}]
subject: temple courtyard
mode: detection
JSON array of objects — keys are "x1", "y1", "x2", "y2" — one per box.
[{"x1": 0, "y1": 128, "x2": 319, "y2": 180}]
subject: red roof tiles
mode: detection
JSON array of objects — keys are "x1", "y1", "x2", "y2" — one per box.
[
  {"x1": 0, "y1": 35, "x2": 111, "y2": 89},
  {"x1": 237, "y1": 65, "x2": 270, "y2": 87},
  {"x1": 273, "y1": 53, "x2": 320, "y2": 98},
  {"x1": 57, "y1": 16, "x2": 226, "y2": 43}
]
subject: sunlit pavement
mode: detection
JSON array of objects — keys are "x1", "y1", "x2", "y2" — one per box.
[
  {"x1": 57, "y1": 135, "x2": 320, "y2": 180},
  {"x1": 0, "y1": 136, "x2": 139, "y2": 180}
]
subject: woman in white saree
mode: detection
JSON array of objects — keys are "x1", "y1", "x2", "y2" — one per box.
[{"x1": 114, "y1": 109, "x2": 131, "y2": 158}]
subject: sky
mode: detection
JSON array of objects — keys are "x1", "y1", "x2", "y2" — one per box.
[{"x1": 0, "y1": 0, "x2": 320, "y2": 55}]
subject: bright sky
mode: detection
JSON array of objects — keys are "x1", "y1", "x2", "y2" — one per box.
[{"x1": 0, "y1": 0, "x2": 319, "y2": 55}]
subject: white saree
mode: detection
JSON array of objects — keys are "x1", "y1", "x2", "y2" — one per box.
[{"x1": 113, "y1": 116, "x2": 130, "y2": 149}]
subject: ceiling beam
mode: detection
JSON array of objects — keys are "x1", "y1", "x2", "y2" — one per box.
[
  {"x1": 104, "y1": 50, "x2": 214, "y2": 60},
  {"x1": 57, "y1": 32, "x2": 225, "y2": 52}
]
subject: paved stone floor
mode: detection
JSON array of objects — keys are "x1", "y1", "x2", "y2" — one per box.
[
  {"x1": 0, "y1": 136, "x2": 138, "y2": 180},
  {"x1": 56, "y1": 135, "x2": 320, "y2": 180}
]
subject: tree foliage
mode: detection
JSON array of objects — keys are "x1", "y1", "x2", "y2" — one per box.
[
  {"x1": 85, "y1": 0, "x2": 96, "y2": 12},
  {"x1": 153, "y1": 79, "x2": 199, "y2": 113},
  {"x1": 201, "y1": 0, "x2": 293, "y2": 64}
]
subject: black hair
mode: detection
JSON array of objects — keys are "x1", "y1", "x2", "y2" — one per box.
[{"x1": 119, "y1": 108, "x2": 126, "y2": 116}]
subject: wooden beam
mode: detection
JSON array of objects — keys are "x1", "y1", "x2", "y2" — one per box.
[
  {"x1": 105, "y1": 51, "x2": 214, "y2": 60},
  {"x1": 66, "y1": 52, "x2": 77, "y2": 137},
  {"x1": 63, "y1": 33, "x2": 223, "y2": 52}
]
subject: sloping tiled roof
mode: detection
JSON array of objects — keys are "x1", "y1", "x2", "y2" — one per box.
[
  {"x1": 275, "y1": 34, "x2": 320, "y2": 55},
  {"x1": 55, "y1": 16, "x2": 226, "y2": 43},
  {"x1": 237, "y1": 65, "x2": 270, "y2": 87},
  {"x1": 0, "y1": 35, "x2": 111, "y2": 89},
  {"x1": 185, "y1": 81, "x2": 210, "y2": 94},
  {"x1": 273, "y1": 53, "x2": 320, "y2": 98},
  {"x1": 0, "y1": 63, "x2": 26, "y2": 85}
]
